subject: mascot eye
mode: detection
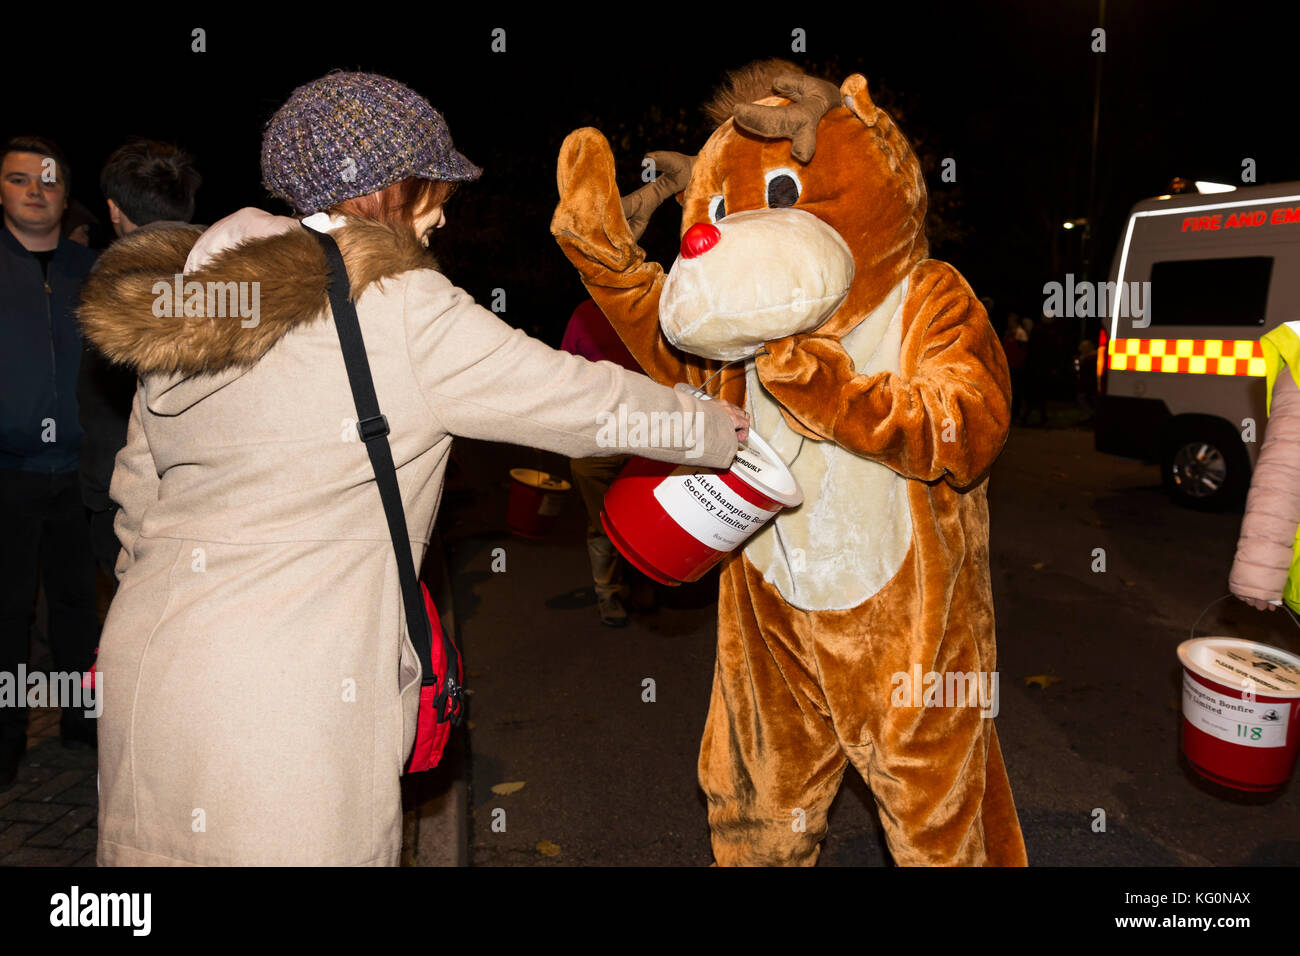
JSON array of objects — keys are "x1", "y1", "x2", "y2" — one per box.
[
  {"x1": 764, "y1": 168, "x2": 802, "y2": 208},
  {"x1": 708, "y1": 194, "x2": 726, "y2": 223}
]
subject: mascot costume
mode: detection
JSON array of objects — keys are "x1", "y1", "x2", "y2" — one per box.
[{"x1": 552, "y1": 60, "x2": 1027, "y2": 866}]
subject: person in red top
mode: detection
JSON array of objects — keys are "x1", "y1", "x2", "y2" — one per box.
[
  {"x1": 560, "y1": 299, "x2": 644, "y2": 626},
  {"x1": 561, "y1": 298, "x2": 642, "y2": 373}
]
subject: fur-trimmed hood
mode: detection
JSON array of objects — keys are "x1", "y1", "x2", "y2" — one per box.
[{"x1": 78, "y1": 213, "x2": 435, "y2": 413}]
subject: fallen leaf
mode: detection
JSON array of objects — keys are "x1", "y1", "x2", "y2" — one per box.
[
  {"x1": 1031, "y1": 561, "x2": 1045, "y2": 570},
  {"x1": 1025, "y1": 674, "x2": 1062, "y2": 690},
  {"x1": 466, "y1": 721, "x2": 476, "y2": 730},
  {"x1": 536, "y1": 840, "x2": 561, "y2": 857},
  {"x1": 1122, "y1": 579, "x2": 1135, "y2": 587},
  {"x1": 490, "y1": 781, "x2": 526, "y2": 795}
]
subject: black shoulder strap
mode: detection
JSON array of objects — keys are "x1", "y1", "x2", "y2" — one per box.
[{"x1": 304, "y1": 224, "x2": 435, "y2": 687}]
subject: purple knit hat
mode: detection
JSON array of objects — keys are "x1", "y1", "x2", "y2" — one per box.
[{"x1": 261, "y1": 71, "x2": 482, "y2": 214}]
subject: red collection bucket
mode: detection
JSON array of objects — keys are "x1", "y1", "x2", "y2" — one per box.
[
  {"x1": 1177, "y1": 637, "x2": 1300, "y2": 791},
  {"x1": 600, "y1": 430, "x2": 802, "y2": 586},
  {"x1": 506, "y1": 468, "x2": 571, "y2": 538}
]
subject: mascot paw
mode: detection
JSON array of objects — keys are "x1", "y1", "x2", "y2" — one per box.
[
  {"x1": 755, "y1": 335, "x2": 857, "y2": 440},
  {"x1": 552, "y1": 128, "x2": 639, "y2": 273},
  {"x1": 756, "y1": 334, "x2": 854, "y2": 387},
  {"x1": 622, "y1": 150, "x2": 695, "y2": 240}
]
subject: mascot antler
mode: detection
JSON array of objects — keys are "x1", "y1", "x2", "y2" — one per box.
[
  {"x1": 731, "y1": 74, "x2": 844, "y2": 163},
  {"x1": 620, "y1": 151, "x2": 696, "y2": 242}
]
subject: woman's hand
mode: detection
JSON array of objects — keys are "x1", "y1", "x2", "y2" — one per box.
[
  {"x1": 717, "y1": 399, "x2": 750, "y2": 444},
  {"x1": 1233, "y1": 591, "x2": 1280, "y2": 612}
]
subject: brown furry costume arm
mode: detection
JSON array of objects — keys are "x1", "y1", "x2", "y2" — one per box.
[
  {"x1": 755, "y1": 260, "x2": 1011, "y2": 488},
  {"x1": 551, "y1": 128, "x2": 701, "y2": 388}
]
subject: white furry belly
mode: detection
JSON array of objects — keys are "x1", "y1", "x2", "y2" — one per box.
[{"x1": 742, "y1": 279, "x2": 913, "y2": 611}]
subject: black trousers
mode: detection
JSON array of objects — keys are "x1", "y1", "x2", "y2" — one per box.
[{"x1": 0, "y1": 468, "x2": 100, "y2": 744}]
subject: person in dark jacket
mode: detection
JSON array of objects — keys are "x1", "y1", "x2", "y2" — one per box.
[
  {"x1": 78, "y1": 139, "x2": 201, "y2": 577},
  {"x1": 0, "y1": 136, "x2": 100, "y2": 787},
  {"x1": 61, "y1": 198, "x2": 99, "y2": 246}
]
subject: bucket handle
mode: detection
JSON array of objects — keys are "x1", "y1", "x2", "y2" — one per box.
[
  {"x1": 1190, "y1": 592, "x2": 1300, "y2": 640},
  {"x1": 691, "y1": 355, "x2": 755, "y2": 398}
]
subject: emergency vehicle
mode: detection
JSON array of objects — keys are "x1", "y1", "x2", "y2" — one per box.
[{"x1": 1095, "y1": 181, "x2": 1300, "y2": 510}]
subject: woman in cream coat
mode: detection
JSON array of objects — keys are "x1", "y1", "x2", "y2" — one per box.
[{"x1": 77, "y1": 72, "x2": 743, "y2": 865}]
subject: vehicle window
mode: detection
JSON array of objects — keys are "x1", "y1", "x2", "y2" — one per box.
[{"x1": 1148, "y1": 256, "x2": 1273, "y2": 326}]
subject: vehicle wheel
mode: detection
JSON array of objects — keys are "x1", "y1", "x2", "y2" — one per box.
[{"x1": 1160, "y1": 419, "x2": 1250, "y2": 511}]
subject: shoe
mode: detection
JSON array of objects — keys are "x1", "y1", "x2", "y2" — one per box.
[
  {"x1": 598, "y1": 593, "x2": 629, "y2": 628},
  {"x1": 0, "y1": 736, "x2": 25, "y2": 790}
]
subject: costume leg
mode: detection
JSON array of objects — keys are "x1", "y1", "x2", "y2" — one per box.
[
  {"x1": 810, "y1": 552, "x2": 1028, "y2": 866},
  {"x1": 698, "y1": 556, "x2": 848, "y2": 866},
  {"x1": 849, "y1": 708, "x2": 1027, "y2": 865},
  {"x1": 978, "y1": 722, "x2": 1029, "y2": 866}
]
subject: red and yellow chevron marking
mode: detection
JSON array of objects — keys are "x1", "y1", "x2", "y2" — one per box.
[{"x1": 1107, "y1": 338, "x2": 1265, "y2": 376}]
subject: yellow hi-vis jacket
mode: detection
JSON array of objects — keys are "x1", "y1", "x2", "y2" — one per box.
[{"x1": 1261, "y1": 322, "x2": 1300, "y2": 612}]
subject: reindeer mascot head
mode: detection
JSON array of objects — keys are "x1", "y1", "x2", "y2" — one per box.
[{"x1": 552, "y1": 59, "x2": 1027, "y2": 866}]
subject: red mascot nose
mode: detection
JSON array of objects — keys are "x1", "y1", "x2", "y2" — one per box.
[{"x1": 681, "y1": 222, "x2": 721, "y2": 259}]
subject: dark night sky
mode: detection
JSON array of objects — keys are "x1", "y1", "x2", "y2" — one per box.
[{"x1": 5, "y1": 3, "x2": 1297, "y2": 342}]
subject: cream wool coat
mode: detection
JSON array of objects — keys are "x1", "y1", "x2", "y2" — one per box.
[{"x1": 78, "y1": 209, "x2": 738, "y2": 866}]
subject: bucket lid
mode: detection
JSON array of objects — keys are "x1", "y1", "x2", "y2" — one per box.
[
  {"x1": 509, "y1": 468, "x2": 571, "y2": 492},
  {"x1": 729, "y1": 431, "x2": 803, "y2": 508},
  {"x1": 1178, "y1": 637, "x2": 1300, "y2": 698}
]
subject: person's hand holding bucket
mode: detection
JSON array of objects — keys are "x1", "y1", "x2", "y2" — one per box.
[
  {"x1": 715, "y1": 398, "x2": 749, "y2": 445},
  {"x1": 673, "y1": 381, "x2": 749, "y2": 447},
  {"x1": 1231, "y1": 588, "x2": 1282, "y2": 612}
]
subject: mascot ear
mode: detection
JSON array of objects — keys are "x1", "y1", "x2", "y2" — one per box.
[{"x1": 841, "y1": 74, "x2": 881, "y2": 128}]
